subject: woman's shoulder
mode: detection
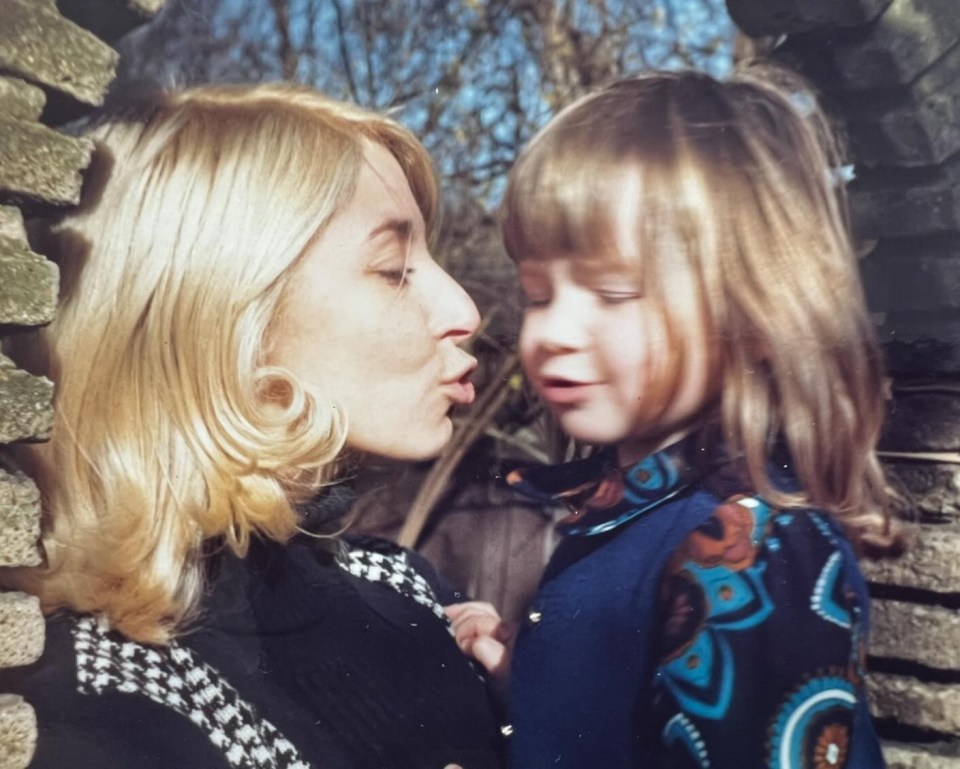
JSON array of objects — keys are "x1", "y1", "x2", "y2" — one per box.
[
  {"x1": 8, "y1": 612, "x2": 234, "y2": 768},
  {"x1": 11, "y1": 610, "x2": 327, "y2": 769}
]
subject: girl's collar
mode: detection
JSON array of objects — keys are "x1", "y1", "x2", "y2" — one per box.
[{"x1": 505, "y1": 435, "x2": 725, "y2": 537}]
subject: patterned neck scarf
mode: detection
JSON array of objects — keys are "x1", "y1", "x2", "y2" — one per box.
[{"x1": 505, "y1": 436, "x2": 726, "y2": 537}]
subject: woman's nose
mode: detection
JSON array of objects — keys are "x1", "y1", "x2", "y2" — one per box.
[{"x1": 430, "y1": 266, "x2": 481, "y2": 342}]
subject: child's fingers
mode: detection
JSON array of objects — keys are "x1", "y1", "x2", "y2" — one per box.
[
  {"x1": 445, "y1": 600, "x2": 498, "y2": 622},
  {"x1": 446, "y1": 605, "x2": 505, "y2": 649},
  {"x1": 445, "y1": 602, "x2": 500, "y2": 637},
  {"x1": 448, "y1": 605, "x2": 501, "y2": 637},
  {"x1": 472, "y1": 635, "x2": 510, "y2": 682}
]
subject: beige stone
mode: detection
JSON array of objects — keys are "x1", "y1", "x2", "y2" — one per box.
[
  {"x1": 132, "y1": 0, "x2": 166, "y2": 11},
  {"x1": 886, "y1": 461, "x2": 960, "y2": 521},
  {"x1": 0, "y1": 77, "x2": 45, "y2": 122},
  {"x1": 0, "y1": 694, "x2": 37, "y2": 769},
  {"x1": 871, "y1": 599, "x2": 960, "y2": 669},
  {"x1": 0, "y1": 354, "x2": 53, "y2": 444},
  {"x1": 869, "y1": 673, "x2": 960, "y2": 736},
  {"x1": 862, "y1": 524, "x2": 960, "y2": 592},
  {"x1": 884, "y1": 741, "x2": 960, "y2": 769},
  {"x1": 0, "y1": 466, "x2": 41, "y2": 568},
  {"x1": 57, "y1": 0, "x2": 168, "y2": 46},
  {"x1": 0, "y1": 235, "x2": 58, "y2": 326},
  {"x1": 0, "y1": 592, "x2": 44, "y2": 668},
  {"x1": 0, "y1": 0, "x2": 117, "y2": 106},
  {"x1": 0, "y1": 118, "x2": 93, "y2": 207},
  {"x1": 0, "y1": 207, "x2": 26, "y2": 242}
]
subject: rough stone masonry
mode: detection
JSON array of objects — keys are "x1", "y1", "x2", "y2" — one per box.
[{"x1": 0, "y1": 2, "x2": 162, "y2": 767}]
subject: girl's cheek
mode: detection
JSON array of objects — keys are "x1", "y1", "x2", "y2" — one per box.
[{"x1": 517, "y1": 326, "x2": 539, "y2": 371}]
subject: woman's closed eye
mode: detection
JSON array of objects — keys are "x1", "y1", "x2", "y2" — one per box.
[
  {"x1": 377, "y1": 264, "x2": 413, "y2": 287},
  {"x1": 368, "y1": 218, "x2": 414, "y2": 288}
]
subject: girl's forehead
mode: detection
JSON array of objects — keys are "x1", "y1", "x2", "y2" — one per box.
[
  {"x1": 516, "y1": 251, "x2": 640, "y2": 280},
  {"x1": 536, "y1": 169, "x2": 647, "y2": 250}
]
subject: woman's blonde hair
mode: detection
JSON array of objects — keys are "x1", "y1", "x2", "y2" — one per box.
[
  {"x1": 2, "y1": 83, "x2": 439, "y2": 643},
  {"x1": 502, "y1": 65, "x2": 900, "y2": 554}
]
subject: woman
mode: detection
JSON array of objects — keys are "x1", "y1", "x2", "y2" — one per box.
[{"x1": 2, "y1": 83, "x2": 502, "y2": 769}]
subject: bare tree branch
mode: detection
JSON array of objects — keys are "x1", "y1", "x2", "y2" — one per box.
[{"x1": 267, "y1": 0, "x2": 298, "y2": 79}]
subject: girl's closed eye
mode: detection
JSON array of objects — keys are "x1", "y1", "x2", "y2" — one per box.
[
  {"x1": 595, "y1": 288, "x2": 642, "y2": 305},
  {"x1": 576, "y1": 263, "x2": 643, "y2": 305},
  {"x1": 518, "y1": 266, "x2": 551, "y2": 308},
  {"x1": 521, "y1": 290, "x2": 551, "y2": 309},
  {"x1": 590, "y1": 276, "x2": 643, "y2": 305}
]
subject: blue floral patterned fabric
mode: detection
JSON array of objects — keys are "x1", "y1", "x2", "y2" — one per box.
[{"x1": 504, "y1": 441, "x2": 884, "y2": 769}]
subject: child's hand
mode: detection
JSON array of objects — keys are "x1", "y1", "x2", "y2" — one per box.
[{"x1": 445, "y1": 601, "x2": 512, "y2": 683}]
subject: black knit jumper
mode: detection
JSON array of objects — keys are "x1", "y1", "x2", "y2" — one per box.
[{"x1": 7, "y1": 501, "x2": 504, "y2": 769}]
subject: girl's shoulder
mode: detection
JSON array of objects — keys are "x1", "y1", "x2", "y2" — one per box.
[
  {"x1": 658, "y1": 490, "x2": 870, "y2": 656},
  {"x1": 667, "y1": 489, "x2": 854, "y2": 576}
]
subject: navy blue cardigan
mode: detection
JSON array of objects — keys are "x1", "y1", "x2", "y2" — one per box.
[{"x1": 505, "y1": 443, "x2": 885, "y2": 769}]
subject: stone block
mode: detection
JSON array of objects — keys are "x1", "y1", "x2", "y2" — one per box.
[
  {"x1": 849, "y1": 157, "x2": 960, "y2": 240},
  {"x1": 0, "y1": 235, "x2": 58, "y2": 326},
  {"x1": 878, "y1": 313, "x2": 960, "y2": 376},
  {"x1": 871, "y1": 599, "x2": 960, "y2": 669},
  {"x1": 725, "y1": 0, "x2": 890, "y2": 36},
  {"x1": 881, "y1": 391, "x2": 960, "y2": 453},
  {"x1": 0, "y1": 77, "x2": 45, "y2": 122},
  {"x1": 783, "y1": 0, "x2": 960, "y2": 91},
  {"x1": 861, "y1": 239, "x2": 960, "y2": 315},
  {"x1": 883, "y1": 461, "x2": 960, "y2": 522},
  {"x1": 862, "y1": 524, "x2": 960, "y2": 591},
  {"x1": 58, "y1": 0, "x2": 165, "y2": 43},
  {"x1": 842, "y1": 43, "x2": 960, "y2": 167},
  {"x1": 869, "y1": 673, "x2": 960, "y2": 736},
  {"x1": 884, "y1": 742, "x2": 960, "y2": 769},
  {"x1": 0, "y1": 695, "x2": 37, "y2": 769},
  {"x1": 0, "y1": 118, "x2": 93, "y2": 208},
  {"x1": 0, "y1": 207, "x2": 26, "y2": 242},
  {"x1": 0, "y1": 592, "x2": 43, "y2": 668},
  {"x1": 129, "y1": 0, "x2": 166, "y2": 12},
  {"x1": 0, "y1": 0, "x2": 118, "y2": 106},
  {"x1": 0, "y1": 354, "x2": 54, "y2": 444},
  {"x1": 0, "y1": 466, "x2": 42, "y2": 568}
]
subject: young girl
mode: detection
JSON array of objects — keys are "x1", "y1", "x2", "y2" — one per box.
[{"x1": 448, "y1": 67, "x2": 901, "y2": 769}]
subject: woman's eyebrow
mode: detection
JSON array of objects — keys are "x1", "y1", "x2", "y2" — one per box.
[{"x1": 366, "y1": 218, "x2": 413, "y2": 243}]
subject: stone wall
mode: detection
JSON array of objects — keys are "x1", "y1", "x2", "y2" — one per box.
[
  {"x1": 726, "y1": 0, "x2": 960, "y2": 766},
  {"x1": 0, "y1": 2, "x2": 162, "y2": 767}
]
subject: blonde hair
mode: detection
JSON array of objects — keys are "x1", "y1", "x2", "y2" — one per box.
[
  {"x1": 502, "y1": 66, "x2": 901, "y2": 554},
  {"x1": 2, "y1": 83, "x2": 439, "y2": 643}
]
